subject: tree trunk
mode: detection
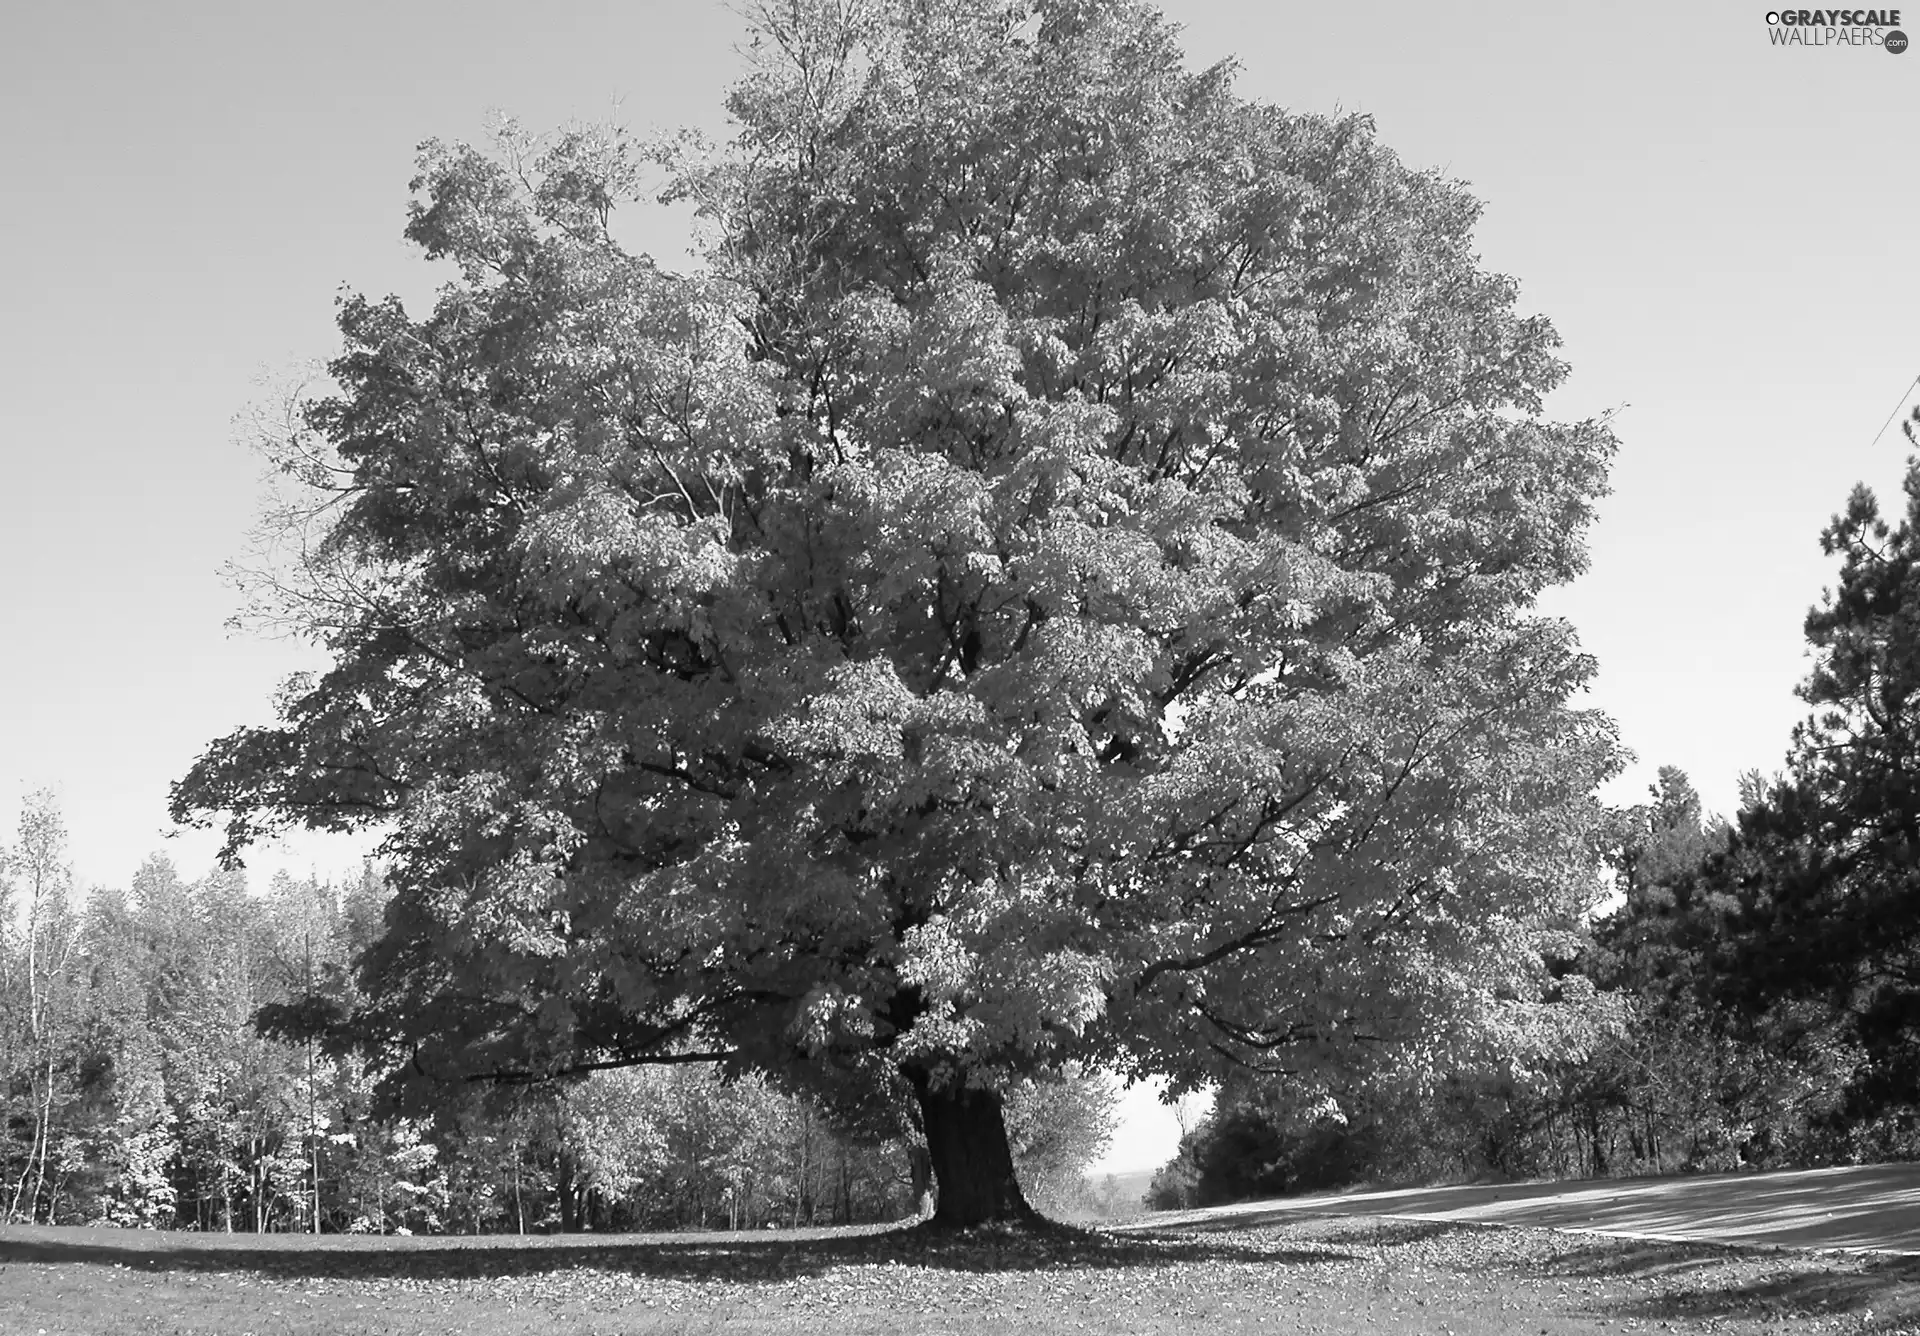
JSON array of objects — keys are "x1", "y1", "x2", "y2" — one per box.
[
  {"x1": 307, "y1": 1036, "x2": 320, "y2": 1234},
  {"x1": 557, "y1": 1151, "x2": 578, "y2": 1233},
  {"x1": 836, "y1": 1145, "x2": 851, "y2": 1224},
  {"x1": 905, "y1": 1142, "x2": 933, "y2": 1219},
  {"x1": 907, "y1": 1071, "x2": 1040, "y2": 1230}
]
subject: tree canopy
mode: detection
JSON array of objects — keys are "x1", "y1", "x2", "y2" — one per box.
[
  {"x1": 1713, "y1": 444, "x2": 1920, "y2": 1118},
  {"x1": 175, "y1": 0, "x2": 1621, "y2": 1226}
]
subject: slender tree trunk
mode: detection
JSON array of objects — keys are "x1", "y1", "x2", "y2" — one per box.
[
  {"x1": 28, "y1": 1052, "x2": 57, "y2": 1222},
  {"x1": 307, "y1": 1036, "x2": 320, "y2": 1234},
  {"x1": 794, "y1": 1105, "x2": 812, "y2": 1229},
  {"x1": 11, "y1": 884, "x2": 53, "y2": 1223},
  {"x1": 907, "y1": 1070, "x2": 1039, "y2": 1230},
  {"x1": 557, "y1": 1151, "x2": 578, "y2": 1233},
  {"x1": 513, "y1": 1153, "x2": 524, "y2": 1234},
  {"x1": 905, "y1": 1143, "x2": 933, "y2": 1218},
  {"x1": 4, "y1": 1114, "x2": 28, "y2": 1221},
  {"x1": 10, "y1": 1077, "x2": 49, "y2": 1222}
]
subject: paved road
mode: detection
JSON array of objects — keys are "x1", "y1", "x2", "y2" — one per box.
[{"x1": 1144, "y1": 1162, "x2": 1920, "y2": 1254}]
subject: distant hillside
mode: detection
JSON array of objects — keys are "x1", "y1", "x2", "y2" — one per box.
[{"x1": 1078, "y1": 1168, "x2": 1157, "y2": 1220}]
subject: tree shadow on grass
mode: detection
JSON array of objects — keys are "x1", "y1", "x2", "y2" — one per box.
[
  {"x1": 1206, "y1": 1217, "x2": 1462, "y2": 1244},
  {"x1": 1138, "y1": 1213, "x2": 1474, "y2": 1253},
  {"x1": 0, "y1": 1220, "x2": 1353, "y2": 1284},
  {"x1": 1539, "y1": 1239, "x2": 1920, "y2": 1330},
  {"x1": 1543, "y1": 1239, "x2": 1773, "y2": 1279}
]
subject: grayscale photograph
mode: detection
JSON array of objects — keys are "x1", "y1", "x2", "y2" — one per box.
[{"x1": 1, "y1": 2, "x2": 1916, "y2": 1331}]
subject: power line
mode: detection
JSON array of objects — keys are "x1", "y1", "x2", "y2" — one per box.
[{"x1": 1868, "y1": 373, "x2": 1920, "y2": 448}]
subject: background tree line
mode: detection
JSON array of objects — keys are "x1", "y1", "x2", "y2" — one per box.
[
  {"x1": 0, "y1": 795, "x2": 1118, "y2": 1232},
  {"x1": 1152, "y1": 444, "x2": 1920, "y2": 1211},
  {"x1": 1151, "y1": 768, "x2": 1869, "y2": 1209}
]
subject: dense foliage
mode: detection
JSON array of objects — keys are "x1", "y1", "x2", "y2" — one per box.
[
  {"x1": 173, "y1": 0, "x2": 1621, "y2": 1224},
  {"x1": 1149, "y1": 764, "x2": 1880, "y2": 1211},
  {"x1": 0, "y1": 796, "x2": 1114, "y2": 1230},
  {"x1": 1152, "y1": 436, "x2": 1920, "y2": 1209},
  {"x1": 1714, "y1": 457, "x2": 1920, "y2": 1120}
]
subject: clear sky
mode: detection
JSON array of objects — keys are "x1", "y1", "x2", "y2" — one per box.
[{"x1": 2, "y1": 1, "x2": 1915, "y2": 1174}]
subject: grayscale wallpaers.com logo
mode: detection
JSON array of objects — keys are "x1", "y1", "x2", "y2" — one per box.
[{"x1": 1766, "y1": 9, "x2": 1908, "y2": 48}]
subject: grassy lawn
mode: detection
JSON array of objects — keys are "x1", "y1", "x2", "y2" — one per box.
[{"x1": 3, "y1": 1216, "x2": 1919, "y2": 1335}]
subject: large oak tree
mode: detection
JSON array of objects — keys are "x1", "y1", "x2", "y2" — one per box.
[{"x1": 176, "y1": 0, "x2": 1621, "y2": 1227}]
